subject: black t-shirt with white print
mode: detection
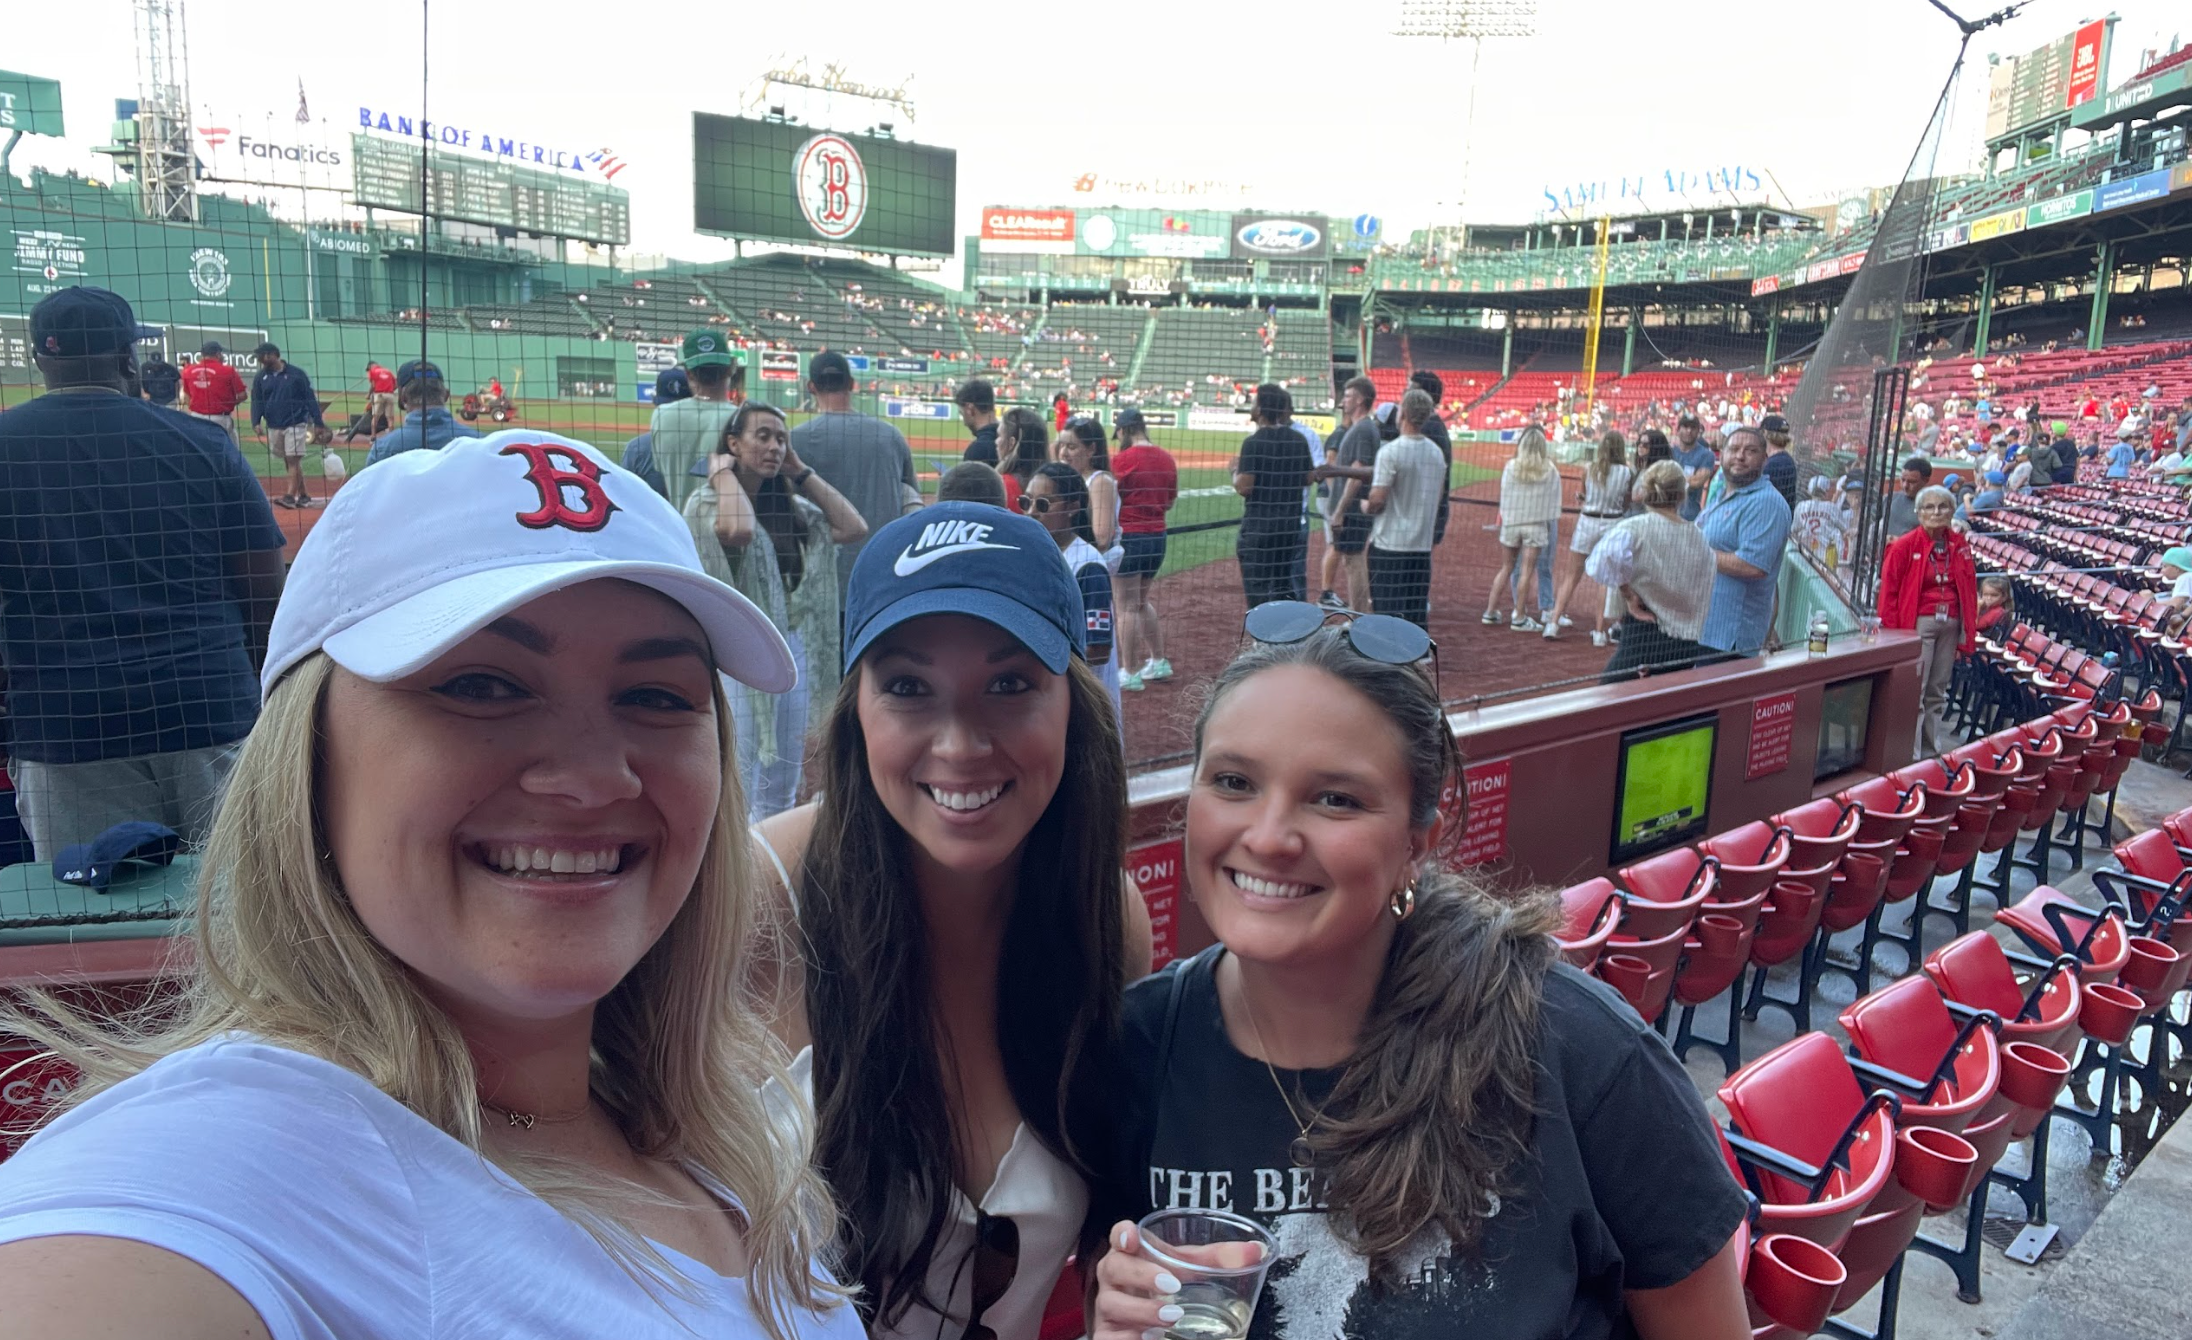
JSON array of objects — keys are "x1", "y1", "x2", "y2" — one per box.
[{"x1": 1101, "y1": 948, "x2": 1745, "y2": 1340}]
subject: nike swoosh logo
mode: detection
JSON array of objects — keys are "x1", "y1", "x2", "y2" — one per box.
[{"x1": 893, "y1": 541, "x2": 1017, "y2": 576}]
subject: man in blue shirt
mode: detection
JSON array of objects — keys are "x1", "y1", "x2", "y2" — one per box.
[
  {"x1": 0, "y1": 287, "x2": 286, "y2": 859},
  {"x1": 2105, "y1": 434, "x2": 2136, "y2": 479},
  {"x1": 1696, "y1": 427, "x2": 1792, "y2": 659},
  {"x1": 1673, "y1": 413, "x2": 1716, "y2": 520},
  {"x1": 362, "y1": 360, "x2": 483, "y2": 467},
  {"x1": 248, "y1": 341, "x2": 326, "y2": 509}
]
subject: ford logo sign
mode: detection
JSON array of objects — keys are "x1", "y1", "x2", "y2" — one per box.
[{"x1": 1237, "y1": 219, "x2": 1322, "y2": 253}]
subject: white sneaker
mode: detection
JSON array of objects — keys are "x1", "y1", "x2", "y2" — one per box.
[
  {"x1": 1481, "y1": 611, "x2": 1503, "y2": 626},
  {"x1": 1144, "y1": 658, "x2": 1173, "y2": 681},
  {"x1": 1541, "y1": 623, "x2": 1559, "y2": 640},
  {"x1": 1558, "y1": 616, "x2": 1574, "y2": 628},
  {"x1": 1120, "y1": 672, "x2": 1145, "y2": 692},
  {"x1": 1591, "y1": 630, "x2": 1609, "y2": 648},
  {"x1": 1511, "y1": 615, "x2": 1544, "y2": 633}
]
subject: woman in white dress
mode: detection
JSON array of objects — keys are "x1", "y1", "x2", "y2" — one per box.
[{"x1": 749, "y1": 501, "x2": 1152, "y2": 1340}]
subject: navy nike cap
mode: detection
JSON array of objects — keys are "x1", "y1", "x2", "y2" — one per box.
[{"x1": 842, "y1": 501, "x2": 1085, "y2": 674}]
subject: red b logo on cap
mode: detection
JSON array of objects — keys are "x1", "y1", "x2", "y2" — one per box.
[{"x1": 500, "y1": 442, "x2": 619, "y2": 533}]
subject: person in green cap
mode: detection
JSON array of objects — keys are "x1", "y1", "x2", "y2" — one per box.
[
  {"x1": 2159, "y1": 547, "x2": 2192, "y2": 635},
  {"x1": 647, "y1": 328, "x2": 746, "y2": 507}
]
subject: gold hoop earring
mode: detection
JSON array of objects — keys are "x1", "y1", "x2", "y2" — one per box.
[{"x1": 1389, "y1": 880, "x2": 1418, "y2": 922}]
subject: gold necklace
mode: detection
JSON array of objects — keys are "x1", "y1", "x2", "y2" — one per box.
[
  {"x1": 1233, "y1": 968, "x2": 1324, "y2": 1169},
  {"x1": 479, "y1": 1097, "x2": 590, "y2": 1131}
]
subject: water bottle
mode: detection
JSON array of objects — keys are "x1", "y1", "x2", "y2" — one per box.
[{"x1": 1808, "y1": 611, "x2": 1831, "y2": 657}]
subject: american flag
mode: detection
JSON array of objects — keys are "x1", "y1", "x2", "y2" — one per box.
[{"x1": 295, "y1": 79, "x2": 309, "y2": 125}]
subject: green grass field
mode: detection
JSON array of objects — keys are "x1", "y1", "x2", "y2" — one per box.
[{"x1": 0, "y1": 383, "x2": 1496, "y2": 581}]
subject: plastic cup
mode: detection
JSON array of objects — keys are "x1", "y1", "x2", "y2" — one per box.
[
  {"x1": 1860, "y1": 615, "x2": 1880, "y2": 644},
  {"x1": 1137, "y1": 1208, "x2": 1278, "y2": 1340},
  {"x1": 1747, "y1": 1233, "x2": 1847, "y2": 1336}
]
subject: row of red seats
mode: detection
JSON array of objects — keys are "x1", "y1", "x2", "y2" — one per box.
[{"x1": 1551, "y1": 696, "x2": 2165, "y2": 1338}]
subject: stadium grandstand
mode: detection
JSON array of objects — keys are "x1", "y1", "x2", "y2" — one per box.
[{"x1": 6, "y1": 9, "x2": 2192, "y2": 1337}]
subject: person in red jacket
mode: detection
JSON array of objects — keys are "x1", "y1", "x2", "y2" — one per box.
[
  {"x1": 364, "y1": 361, "x2": 398, "y2": 436},
  {"x1": 1878, "y1": 484, "x2": 1977, "y2": 757},
  {"x1": 179, "y1": 341, "x2": 247, "y2": 443}
]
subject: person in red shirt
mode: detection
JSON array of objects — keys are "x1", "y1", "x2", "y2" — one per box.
[
  {"x1": 1108, "y1": 407, "x2": 1179, "y2": 690},
  {"x1": 1052, "y1": 391, "x2": 1070, "y2": 435},
  {"x1": 364, "y1": 361, "x2": 398, "y2": 437},
  {"x1": 179, "y1": 341, "x2": 248, "y2": 443},
  {"x1": 1878, "y1": 484, "x2": 1977, "y2": 756}
]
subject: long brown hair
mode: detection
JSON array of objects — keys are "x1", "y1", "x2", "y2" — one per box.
[
  {"x1": 799, "y1": 650, "x2": 1128, "y2": 1327},
  {"x1": 724, "y1": 403, "x2": 808, "y2": 593},
  {"x1": 1193, "y1": 629, "x2": 1559, "y2": 1267},
  {"x1": 998, "y1": 407, "x2": 1049, "y2": 485}
]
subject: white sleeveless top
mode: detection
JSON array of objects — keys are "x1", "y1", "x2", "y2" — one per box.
[{"x1": 753, "y1": 828, "x2": 1089, "y2": 1340}]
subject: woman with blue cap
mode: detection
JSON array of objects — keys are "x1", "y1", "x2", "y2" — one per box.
[
  {"x1": 0, "y1": 432, "x2": 858, "y2": 1339},
  {"x1": 750, "y1": 501, "x2": 1151, "y2": 1339}
]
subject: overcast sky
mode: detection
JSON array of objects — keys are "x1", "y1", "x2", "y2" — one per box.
[{"x1": 11, "y1": 0, "x2": 2182, "y2": 282}]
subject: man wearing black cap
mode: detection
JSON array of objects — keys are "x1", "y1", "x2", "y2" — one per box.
[
  {"x1": 362, "y1": 360, "x2": 483, "y2": 467},
  {"x1": 957, "y1": 377, "x2": 1000, "y2": 464},
  {"x1": 791, "y1": 350, "x2": 921, "y2": 601},
  {"x1": 181, "y1": 340, "x2": 247, "y2": 442},
  {"x1": 1760, "y1": 413, "x2": 1797, "y2": 508},
  {"x1": 0, "y1": 287, "x2": 286, "y2": 860},
  {"x1": 620, "y1": 367, "x2": 693, "y2": 499},
  {"x1": 1673, "y1": 413, "x2": 1715, "y2": 520},
  {"x1": 249, "y1": 341, "x2": 327, "y2": 508}
]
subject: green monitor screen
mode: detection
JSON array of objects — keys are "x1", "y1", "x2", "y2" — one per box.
[
  {"x1": 1610, "y1": 714, "x2": 1719, "y2": 863},
  {"x1": 692, "y1": 114, "x2": 957, "y2": 257}
]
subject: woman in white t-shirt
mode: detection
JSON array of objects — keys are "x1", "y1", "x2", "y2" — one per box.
[{"x1": 0, "y1": 433, "x2": 856, "y2": 1340}]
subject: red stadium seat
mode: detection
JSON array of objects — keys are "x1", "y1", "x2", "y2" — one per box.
[{"x1": 1555, "y1": 879, "x2": 1621, "y2": 969}]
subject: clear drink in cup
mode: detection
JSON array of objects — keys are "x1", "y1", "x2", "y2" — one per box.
[{"x1": 1137, "y1": 1208, "x2": 1278, "y2": 1340}]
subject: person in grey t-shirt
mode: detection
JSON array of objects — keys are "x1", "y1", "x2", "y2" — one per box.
[{"x1": 786, "y1": 351, "x2": 923, "y2": 601}]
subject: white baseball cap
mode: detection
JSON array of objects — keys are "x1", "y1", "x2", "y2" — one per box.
[{"x1": 262, "y1": 430, "x2": 795, "y2": 698}]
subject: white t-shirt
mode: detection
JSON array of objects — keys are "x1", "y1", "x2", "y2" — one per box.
[
  {"x1": 1369, "y1": 434, "x2": 1446, "y2": 553},
  {"x1": 0, "y1": 1038, "x2": 861, "y2": 1340},
  {"x1": 2173, "y1": 572, "x2": 2192, "y2": 603}
]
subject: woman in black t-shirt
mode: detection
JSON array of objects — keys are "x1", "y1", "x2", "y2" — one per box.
[
  {"x1": 1088, "y1": 623, "x2": 1748, "y2": 1340},
  {"x1": 1231, "y1": 384, "x2": 1313, "y2": 609}
]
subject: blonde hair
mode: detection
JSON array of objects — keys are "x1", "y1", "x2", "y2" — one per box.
[
  {"x1": 1510, "y1": 427, "x2": 1555, "y2": 484},
  {"x1": 1635, "y1": 459, "x2": 1688, "y2": 511},
  {"x1": 2, "y1": 652, "x2": 845, "y2": 1335}
]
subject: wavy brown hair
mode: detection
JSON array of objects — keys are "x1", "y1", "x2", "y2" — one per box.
[
  {"x1": 1194, "y1": 629, "x2": 1560, "y2": 1267},
  {"x1": 800, "y1": 651, "x2": 1128, "y2": 1327}
]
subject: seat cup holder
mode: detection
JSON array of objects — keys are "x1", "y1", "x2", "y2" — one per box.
[
  {"x1": 1761, "y1": 881, "x2": 1819, "y2": 937},
  {"x1": 1598, "y1": 954, "x2": 1653, "y2": 1016},
  {"x1": 1998, "y1": 1040, "x2": 2072, "y2": 1112},
  {"x1": 2079, "y1": 981, "x2": 2144, "y2": 1046},
  {"x1": 2120, "y1": 935, "x2": 2184, "y2": 1011},
  {"x1": 1894, "y1": 1125, "x2": 1980, "y2": 1214},
  {"x1": 1695, "y1": 912, "x2": 1744, "y2": 958},
  {"x1": 1747, "y1": 1233, "x2": 1847, "y2": 1337}
]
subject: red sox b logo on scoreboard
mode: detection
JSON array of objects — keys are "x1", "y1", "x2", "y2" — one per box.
[{"x1": 796, "y1": 133, "x2": 868, "y2": 241}]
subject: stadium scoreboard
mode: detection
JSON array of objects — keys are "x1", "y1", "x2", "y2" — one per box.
[
  {"x1": 1986, "y1": 20, "x2": 2110, "y2": 143},
  {"x1": 350, "y1": 135, "x2": 632, "y2": 246},
  {"x1": 692, "y1": 113, "x2": 956, "y2": 257}
]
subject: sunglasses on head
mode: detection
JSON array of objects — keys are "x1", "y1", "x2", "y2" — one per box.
[
  {"x1": 963, "y1": 1210, "x2": 1020, "y2": 1340},
  {"x1": 1244, "y1": 601, "x2": 1442, "y2": 696}
]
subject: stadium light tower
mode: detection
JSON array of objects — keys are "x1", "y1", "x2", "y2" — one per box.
[
  {"x1": 1394, "y1": 0, "x2": 1536, "y2": 228},
  {"x1": 132, "y1": 0, "x2": 197, "y2": 222}
]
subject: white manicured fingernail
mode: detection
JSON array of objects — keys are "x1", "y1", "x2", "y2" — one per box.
[
  {"x1": 1153, "y1": 1271, "x2": 1182, "y2": 1295},
  {"x1": 1116, "y1": 1226, "x2": 1131, "y2": 1251},
  {"x1": 1158, "y1": 1304, "x2": 1185, "y2": 1323}
]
